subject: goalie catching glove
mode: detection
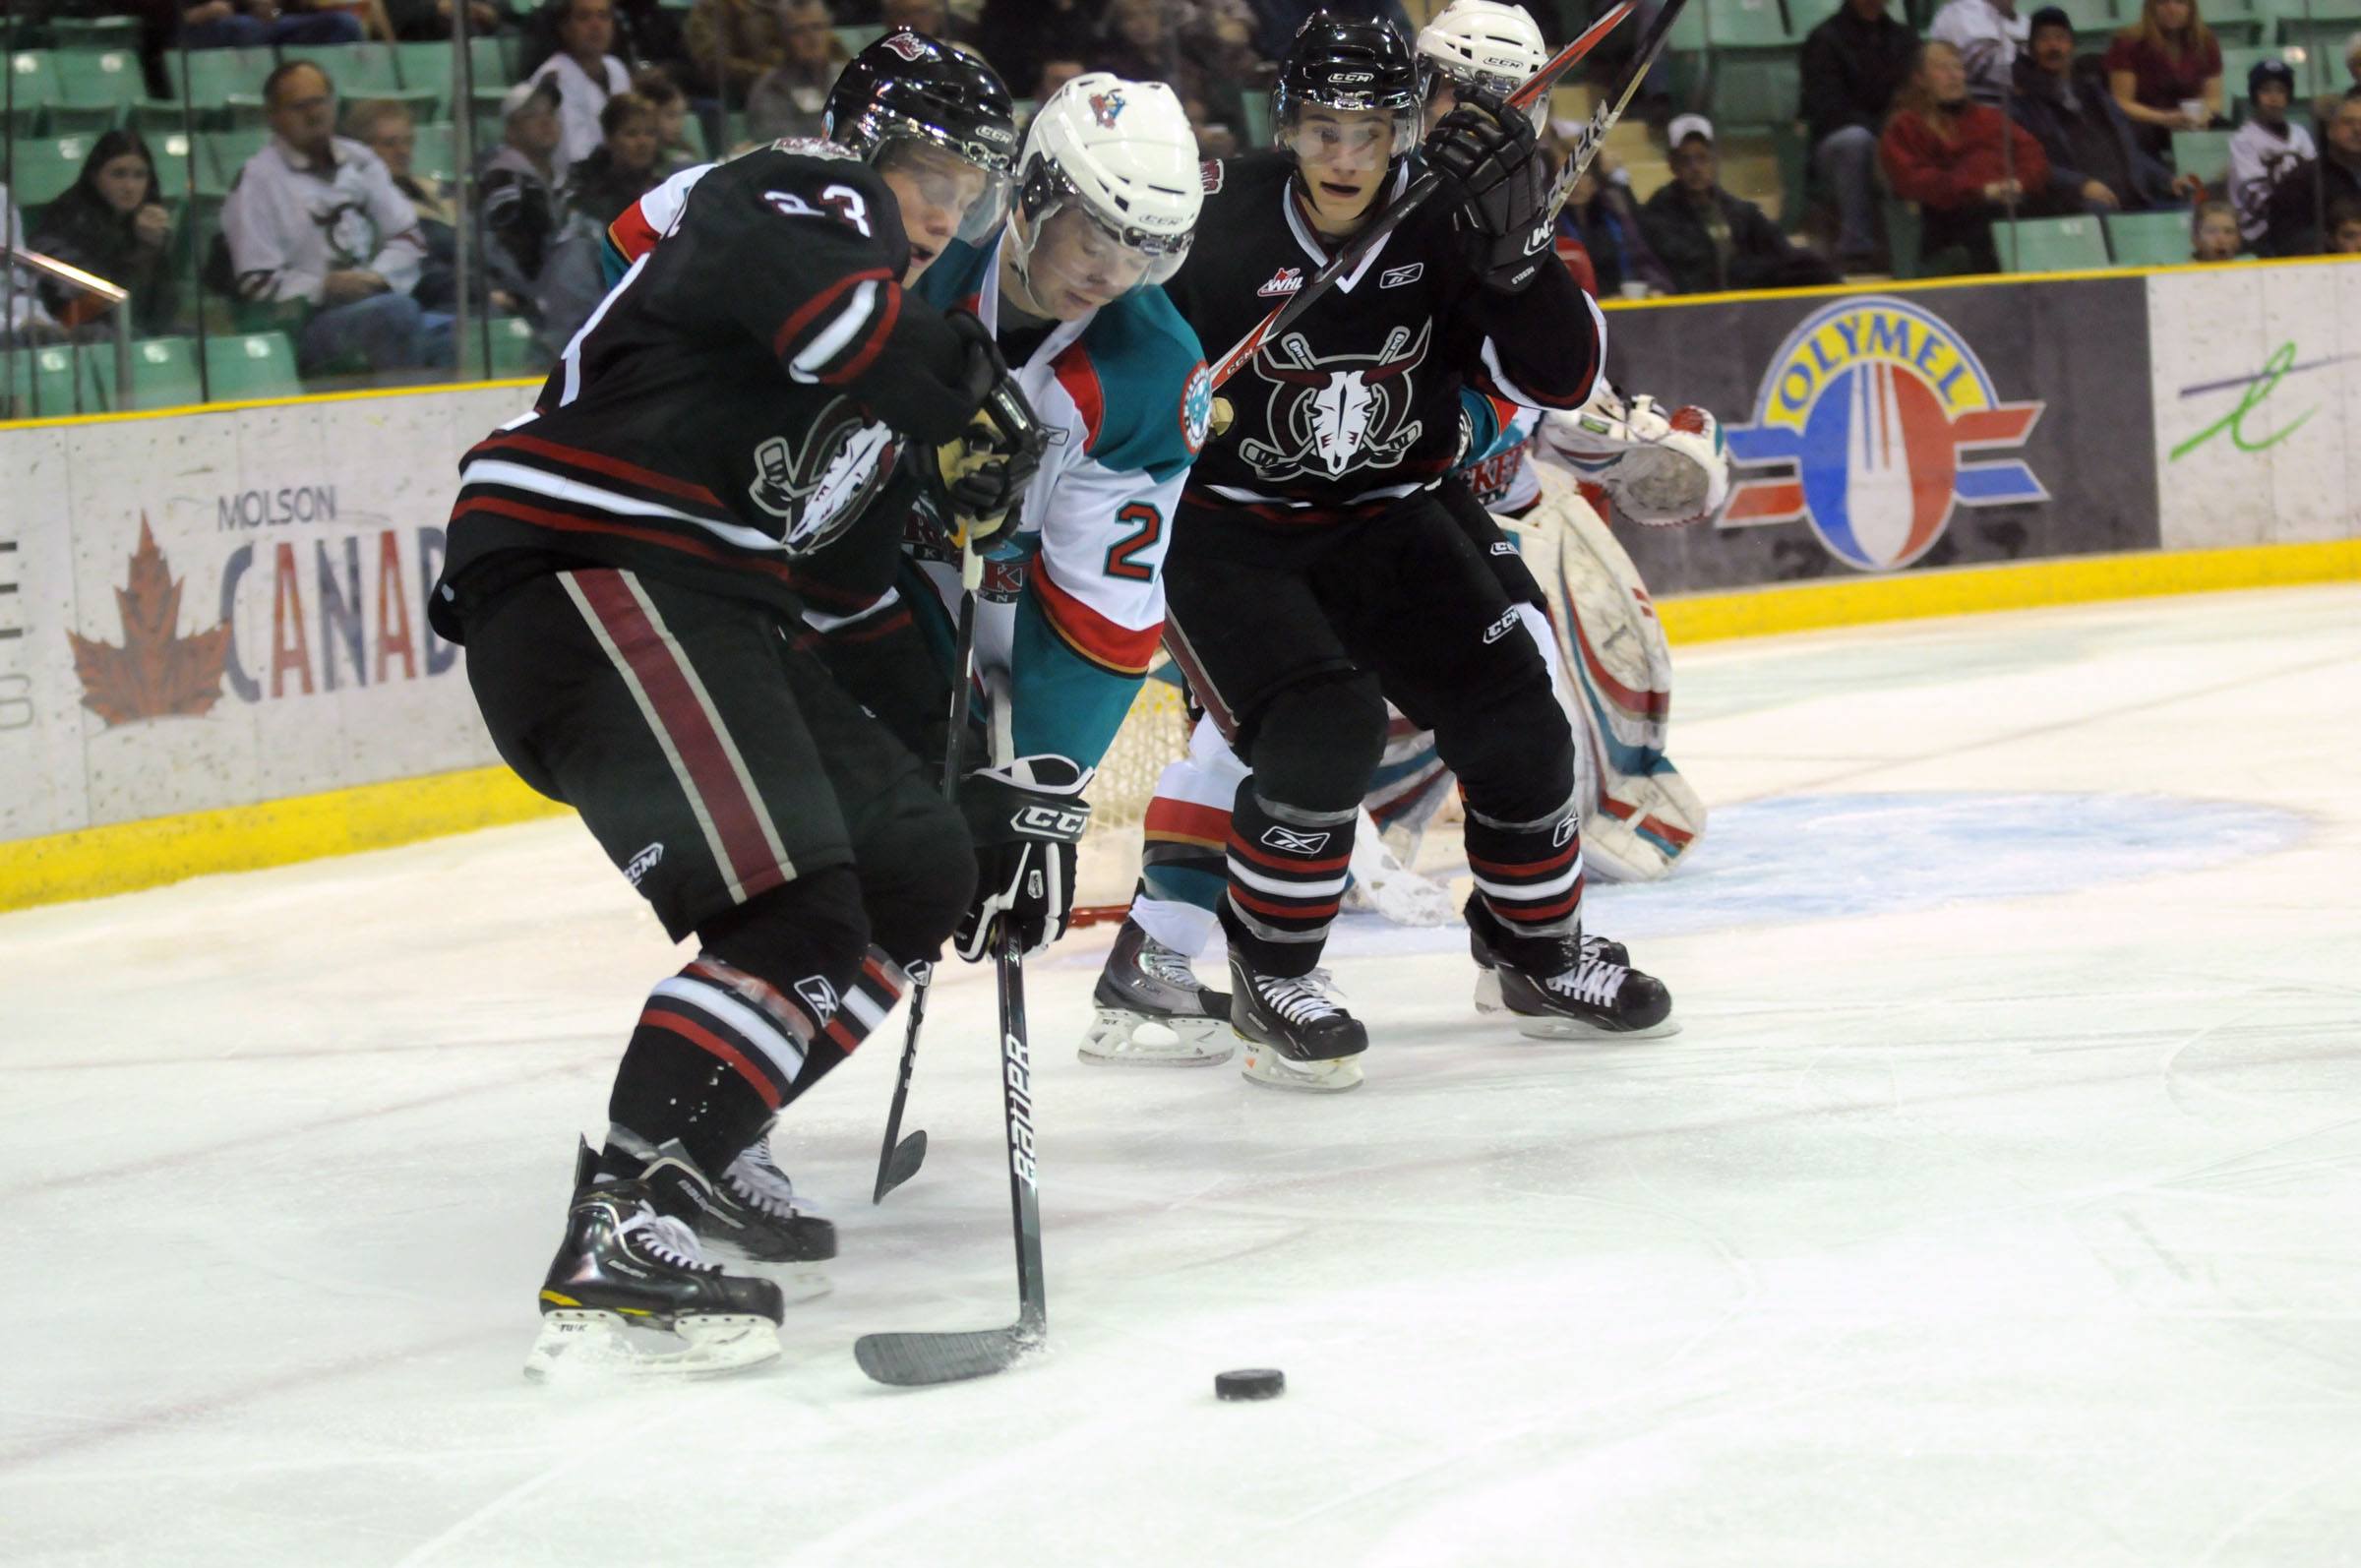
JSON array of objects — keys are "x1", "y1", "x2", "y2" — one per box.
[
  {"x1": 930, "y1": 311, "x2": 1051, "y2": 551},
  {"x1": 1422, "y1": 89, "x2": 1554, "y2": 293},
  {"x1": 955, "y1": 754, "x2": 1093, "y2": 961},
  {"x1": 1539, "y1": 382, "x2": 1730, "y2": 526}
]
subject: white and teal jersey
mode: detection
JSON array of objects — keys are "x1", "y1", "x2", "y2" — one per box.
[{"x1": 909, "y1": 233, "x2": 1208, "y2": 775}]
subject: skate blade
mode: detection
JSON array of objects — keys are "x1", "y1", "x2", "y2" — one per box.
[
  {"x1": 1474, "y1": 971, "x2": 1682, "y2": 1041},
  {"x1": 522, "y1": 1308, "x2": 781, "y2": 1381},
  {"x1": 1078, "y1": 1008, "x2": 1236, "y2": 1067},
  {"x1": 1239, "y1": 1035, "x2": 1363, "y2": 1093}
]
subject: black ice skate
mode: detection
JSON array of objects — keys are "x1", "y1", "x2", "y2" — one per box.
[
  {"x1": 696, "y1": 1136, "x2": 837, "y2": 1301},
  {"x1": 526, "y1": 1138, "x2": 785, "y2": 1379},
  {"x1": 1466, "y1": 901, "x2": 1675, "y2": 1041},
  {"x1": 1229, "y1": 954, "x2": 1367, "y2": 1092},
  {"x1": 1080, "y1": 917, "x2": 1235, "y2": 1066}
]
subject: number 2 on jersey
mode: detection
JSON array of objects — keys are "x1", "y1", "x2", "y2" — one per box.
[{"x1": 1105, "y1": 501, "x2": 1162, "y2": 581}]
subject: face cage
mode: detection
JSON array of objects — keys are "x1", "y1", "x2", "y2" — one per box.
[
  {"x1": 1424, "y1": 62, "x2": 1548, "y2": 129},
  {"x1": 859, "y1": 115, "x2": 1017, "y2": 245}
]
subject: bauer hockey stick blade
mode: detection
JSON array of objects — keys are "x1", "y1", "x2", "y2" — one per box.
[
  {"x1": 1206, "y1": 0, "x2": 1634, "y2": 392},
  {"x1": 870, "y1": 544, "x2": 983, "y2": 1203},
  {"x1": 1554, "y1": 0, "x2": 1697, "y2": 193}
]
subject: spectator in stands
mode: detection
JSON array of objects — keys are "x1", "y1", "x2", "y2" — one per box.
[
  {"x1": 684, "y1": 0, "x2": 787, "y2": 101},
  {"x1": 2104, "y1": 0, "x2": 2221, "y2": 158},
  {"x1": 387, "y1": 0, "x2": 517, "y2": 39},
  {"x1": 1641, "y1": 115, "x2": 1843, "y2": 293},
  {"x1": 30, "y1": 130, "x2": 180, "y2": 336},
  {"x1": 1556, "y1": 146, "x2": 1672, "y2": 297},
  {"x1": 1881, "y1": 38, "x2": 2051, "y2": 272},
  {"x1": 567, "y1": 91, "x2": 665, "y2": 224},
  {"x1": 178, "y1": 0, "x2": 363, "y2": 49},
  {"x1": 1035, "y1": 56, "x2": 1088, "y2": 108},
  {"x1": 530, "y1": 0, "x2": 636, "y2": 173},
  {"x1": 1802, "y1": 0, "x2": 1920, "y2": 271},
  {"x1": 2191, "y1": 196, "x2": 2241, "y2": 257},
  {"x1": 223, "y1": 61, "x2": 451, "y2": 375},
  {"x1": 2011, "y1": 8, "x2": 2198, "y2": 212},
  {"x1": 349, "y1": 97, "x2": 514, "y2": 313},
  {"x1": 2331, "y1": 196, "x2": 2361, "y2": 252},
  {"x1": 1929, "y1": 0, "x2": 2028, "y2": 105},
  {"x1": 979, "y1": 0, "x2": 1106, "y2": 100},
  {"x1": 746, "y1": 0, "x2": 845, "y2": 144},
  {"x1": 631, "y1": 68, "x2": 699, "y2": 172},
  {"x1": 479, "y1": 77, "x2": 564, "y2": 316},
  {"x1": 2262, "y1": 92, "x2": 2361, "y2": 254},
  {"x1": 2229, "y1": 58, "x2": 2312, "y2": 244}
]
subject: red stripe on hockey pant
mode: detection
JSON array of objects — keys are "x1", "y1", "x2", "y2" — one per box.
[
  {"x1": 769, "y1": 268, "x2": 892, "y2": 361},
  {"x1": 454, "y1": 494, "x2": 801, "y2": 586},
  {"x1": 1229, "y1": 883, "x2": 1341, "y2": 923},
  {"x1": 1053, "y1": 342, "x2": 1105, "y2": 449},
  {"x1": 1227, "y1": 832, "x2": 1351, "y2": 877},
  {"x1": 572, "y1": 571, "x2": 787, "y2": 903},
  {"x1": 639, "y1": 1007, "x2": 785, "y2": 1111},
  {"x1": 1485, "y1": 877, "x2": 1585, "y2": 926},
  {"x1": 1031, "y1": 567, "x2": 1162, "y2": 675},
  {"x1": 826, "y1": 278, "x2": 903, "y2": 386},
  {"x1": 1144, "y1": 798, "x2": 1233, "y2": 846},
  {"x1": 1467, "y1": 841, "x2": 1579, "y2": 879},
  {"x1": 481, "y1": 430, "x2": 724, "y2": 509}
]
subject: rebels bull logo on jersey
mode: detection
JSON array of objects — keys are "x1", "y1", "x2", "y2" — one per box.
[
  {"x1": 747, "y1": 395, "x2": 897, "y2": 554},
  {"x1": 1240, "y1": 322, "x2": 1430, "y2": 483}
]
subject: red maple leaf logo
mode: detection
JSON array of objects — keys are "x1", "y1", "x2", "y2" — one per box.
[{"x1": 66, "y1": 516, "x2": 233, "y2": 726}]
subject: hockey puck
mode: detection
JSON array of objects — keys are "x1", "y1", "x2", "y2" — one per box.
[{"x1": 1214, "y1": 1368, "x2": 1285, "y2": 1401}]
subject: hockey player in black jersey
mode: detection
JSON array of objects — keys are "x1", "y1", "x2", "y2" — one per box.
[
  {"x1": 1157, "y1": 12, "x2": 1672, "y2": 1091},
  {"x1": 431, "y1": 33, "x2": 1045, "y2": 1374}
]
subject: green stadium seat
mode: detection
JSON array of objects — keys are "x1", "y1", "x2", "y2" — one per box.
[
  {"x1": 220, "y1": 92, "x2": 272, "y2": 129},
  {"x1": 394, "y1": 41, "x2": 461, "y2": 115},
  {"x1": 470, "y1": 34, "x2": 515, "y2": 88},
  {"x1": 84, "y1": 336, "x2": 206, "y2": 410},
  {"x1": 679, "y1": 114, "x2": 710, "y2": 159},
  {"x1": 472, "y1": 314, "x2": 548, "y2": 378},
  {"x1": 128, "y1": 98, "x2": 202, "y2": 139},
  {"x1": 42, "y1": 100, "x2": 122, "y2": 134},
  {"x1": 2104, "y1": 208, "x2": 2195, "y2": 265},
  {"x1": 204, "y1": 332, "x2": 302, "y2": 400},
  {"x1": 3, "y1": 345, "x2": 93, "y2": 418},
  {"x1": 168, "y1": 46, "x2": 275, "y2": 108},
  {"x1": 51, "y1": 17, "x2": 144, "y2": 51},
  {"x1": 3, "y1": 100, "x2": 42, "y2": 136},
  {"x1": 1882, "y1": 192, "x2": 1924, "y2": 277},
  {"x1": 7, "y1": 48, "x2": 64, "y2": 108},
  {"x1": 1707, "y1": 0, "x2": 1802, "y2": 50},
  {"x1": 408, "y1": 120, "x2": 457, "y2": 180},
  {"x1": 1995, "y1": 212, "x2": 2111, "y2": 271},
  {"x1": 52, "y1": 48, "x2": 146, "y2": 108},
  {"x1": 2170, "y1": 127, "x2": 2234, "y2": 184},
  {"x1": 147, "y1": 132, "x2": 197, "y2": 202},
  {"x1": 2206, "y1": 0, "x2": 2268, "y2": 44},
  {"x1": 833, "y1": 25, "x2": 883, "y2": 56},
  {"x1": 10, "y1": 134, "x2": 97, "y2": 210},
  {"x1": 1710, "y1": 56, "x2": 1802, "y2": 129},
  {"x1": 342, "y1": 87, "x2": 439, "y2": 131},
  {"x1": 281, "y1": 41, "x2": 403, "y2": 96},
  {"x1": 2219, "y1": 45, "x2": 2285, "y2": 115},
  {"x1": 201, "y1": 128, "x2": 272, "y2": 198}
]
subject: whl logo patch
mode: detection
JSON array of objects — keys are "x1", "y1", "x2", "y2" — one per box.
[
  {"x1": 1259, "y1": 825, "x2": 1332, "y2": 855},
  {"x1": 1258, "y1": 267, "x2": 1303, "y2": 297}
]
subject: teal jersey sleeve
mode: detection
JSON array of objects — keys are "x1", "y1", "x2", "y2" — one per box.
[{"x1": 1072, "y1": 286, "x2": 1209, "y2": 483}]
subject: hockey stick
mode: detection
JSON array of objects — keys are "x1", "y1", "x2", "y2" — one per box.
[
  {"x1": 1206, "y1": 0, "x2": 1637, "y2": 392},
  {"x1": 870, "y1": 543, "x2": 986, "y2": 1204},
  {"x1": 856, "y1": 674, "x2": 1048, "y2": 1386}
]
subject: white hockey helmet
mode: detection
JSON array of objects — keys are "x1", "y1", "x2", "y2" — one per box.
[
  {"x1": 1418, "y1": 1, "x2": 1549, "y2": 120},
  {"x1": 1008, "y1": 73, "x2": 1201, "y2": 305}
]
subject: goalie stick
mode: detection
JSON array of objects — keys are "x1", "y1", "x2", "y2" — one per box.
[
  {"x1": 857, "y1": 671, "x2": 1048, "y2": 1386},
  {"x1": 1205, "y1": 0, "x2": 1647, "y2": 392},
  {"x1": 869, "y1": 544, "x2": 985, "y2": 1204}
]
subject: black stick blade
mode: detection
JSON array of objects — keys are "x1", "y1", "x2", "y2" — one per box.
[
  {"x1": 854, "y1": 1327, "x2": 1043, "y2": 1387},
  {"x1": 873, "y1": 1131, "x2": 927, "y2": 1203}
]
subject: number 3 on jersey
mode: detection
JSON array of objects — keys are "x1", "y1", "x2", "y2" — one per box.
[
  {"x1": 1104, "y1": 501, "x2": 1163, "y2": 582},
  {"x1": 763, "y1": 183, "x2": 872, "y2": 236}
]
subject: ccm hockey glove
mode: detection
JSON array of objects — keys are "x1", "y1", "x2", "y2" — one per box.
[
  {"x1": 954, "y1": 754, "x2": 1093, "y2": 961},
  {"x1": 932, "y1": 311, "x2": 1050, "y2": 550},
  {"x1": 1423, "y1": 90, "x2": 1554, "y2": 292}
]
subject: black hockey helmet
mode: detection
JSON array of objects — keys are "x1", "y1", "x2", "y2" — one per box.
[
  {"x1": 1271, "y1": 12, "x2": 1423, "y2": 155},
  {"x1": 826, "y1": 29, "x2": 1018, "y2": 239}
]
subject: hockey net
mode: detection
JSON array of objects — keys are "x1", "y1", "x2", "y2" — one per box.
[{"x1": 1072, "y1": 677, "x2": 1195, "y2": 925}]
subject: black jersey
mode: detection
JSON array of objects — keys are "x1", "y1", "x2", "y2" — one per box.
[
  {"x1": 1165, "y1": 151, "x2": 1604, "y2": 527},
  {"x1": 433, "y1": 142, "x2": 982, "y2": 641}
]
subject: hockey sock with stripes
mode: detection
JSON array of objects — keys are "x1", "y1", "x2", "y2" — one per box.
[
  {"x1": 1465, "y1": 797, "x2": 1586, "y2": 967},
  {"x1": 1219, "y1": 790, "x2": 1356, "y2": 979}
]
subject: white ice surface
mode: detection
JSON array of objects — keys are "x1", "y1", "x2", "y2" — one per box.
[{"x1": 5, "y1": 585, "x2": 2360, "y2": 1568}]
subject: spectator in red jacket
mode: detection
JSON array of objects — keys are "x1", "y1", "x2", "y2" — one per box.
[
  {"x1": 1881, "y1": 37, "x2": 2052, "y2": 273},
  {"x1": 2104, "y1": 0, "x2": 2222, "y2": 159}
]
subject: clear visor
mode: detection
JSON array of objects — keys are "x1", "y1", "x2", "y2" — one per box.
[
  {"x1": 1279, "y1": 109, "x2": 1412, "y2": 172},
  {"x1": 1429, "y1": 67, "x2": 1548, "y2": 130},
  {"x1": 1014, "y1": 202, "x2": 1189, "y2": 315},
  {"x1": 875, "y1": 134, "x2": 1014, "y2": 247}
]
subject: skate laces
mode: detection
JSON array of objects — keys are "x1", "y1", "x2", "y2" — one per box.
[
  {"x1": 1257, "y1": 968, "x2": 1344, "y2": 1025},
  {"x1": 1138, "y1": 936, "x2": 1207, "y2": 994},
  {"x1": 723, "y1": 1146, "x2": 807, "y2": 1221},
  {"x1": 1548, "y1": 957, "x2": 1626, "y2": 1008},
  {"x1": 618, "y1": 1205, "x2": 718, "y2": 1274}
]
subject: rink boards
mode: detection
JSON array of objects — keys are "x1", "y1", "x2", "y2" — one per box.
[{"x1": 3, "y1": 260, "x2": 2359, "y2": 911}]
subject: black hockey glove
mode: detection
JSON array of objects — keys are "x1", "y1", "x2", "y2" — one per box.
[
  {"x1": 1423, "y1": 90, "x2": 1555, "y2": 293},
  {"x1": 930, "y1": 310, "x2": 1050, "y2": 551},
  {"x1": 954, "y1": 755, "x2": 1093, "y2": 962}
]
